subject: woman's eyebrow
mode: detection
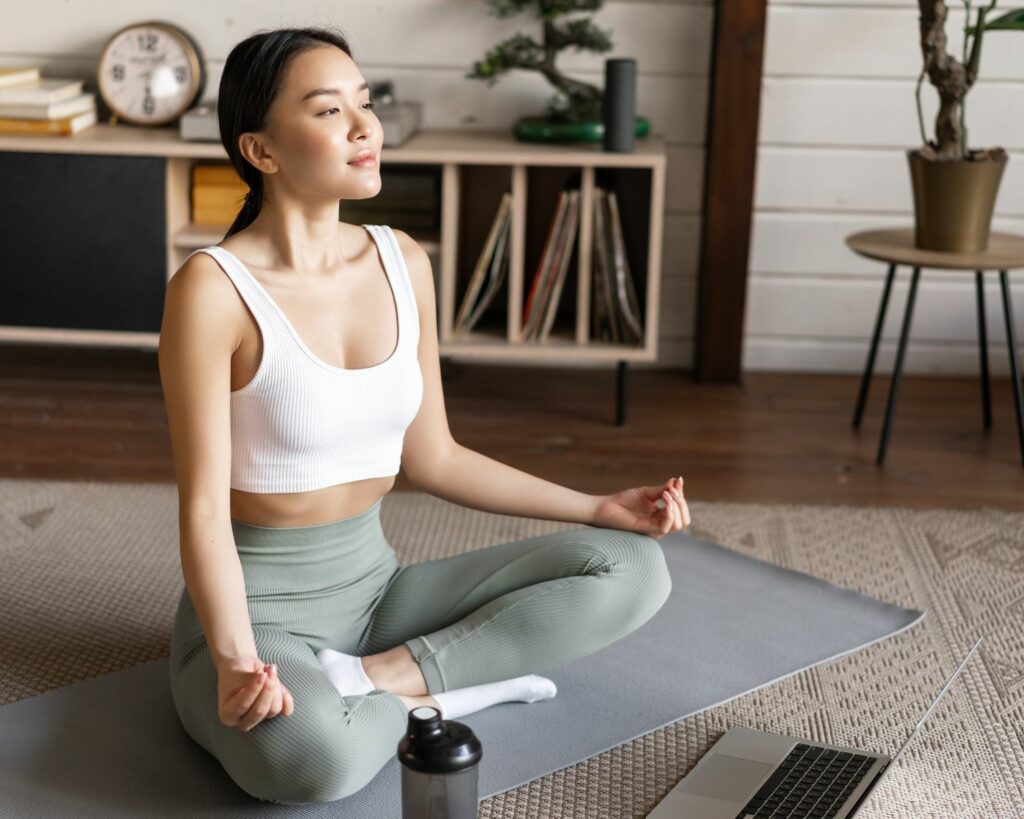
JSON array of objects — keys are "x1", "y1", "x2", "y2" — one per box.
[{"x1": 300, "y1": 81, "x2": 370, "y2": 102}]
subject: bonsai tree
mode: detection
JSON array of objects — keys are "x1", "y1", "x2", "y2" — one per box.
[
  {"x1": 467, "y1": 0, "x2": 614, "y2": 123},
  {"x1": 915, "y1": 0, "x2": 1024, "y2": 160}
]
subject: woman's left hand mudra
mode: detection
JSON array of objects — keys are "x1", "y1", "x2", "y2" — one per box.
[{"x1": 591, "y1": 476, "x2": 690, "y2": 538}]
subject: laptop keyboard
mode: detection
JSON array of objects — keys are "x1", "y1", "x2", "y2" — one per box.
[{"x1": 734, "y1": 743, "x2": 878, "y2": 818}]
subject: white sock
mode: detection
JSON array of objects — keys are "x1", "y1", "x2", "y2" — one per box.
[
  {"x1": 315, "y1": 649, "x2": 558, "y2": 720},
  {"x1": 431, "y1": 674, "x2": 558, "y2": 720},
  {"x1": 315, "y1": 648, "x2": 376, "y2": 696}
]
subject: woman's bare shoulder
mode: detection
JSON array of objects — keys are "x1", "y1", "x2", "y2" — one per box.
[
  {"x1": 170, "y1": 249, "x2": 236, "y2": 301},
  {"x1": 163, "y1": 250, "x2": 247, "y2": 344}
]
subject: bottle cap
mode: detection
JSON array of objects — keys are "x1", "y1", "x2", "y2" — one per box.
[{"x1": 397, "y1": 706, "x2": 483, "y2": 773}]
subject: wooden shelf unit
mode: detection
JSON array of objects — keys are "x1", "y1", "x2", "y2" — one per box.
[{"x1": 0, "y1": 124, "x2": 666, "y2": 368}]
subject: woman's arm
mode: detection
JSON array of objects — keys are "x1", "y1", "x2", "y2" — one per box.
[
  {"x1": 159, "y1": 255, "x2": 257, "y2": 669},
  {"x1": 177, "y1": 513, "x2": 259, "y2": 666},
  {"x1": 393, "y1": 230, "x2": 600, "y2": 525},
  {"x1": 411, "y1": 444, "x2": 600, "y2": 525}
]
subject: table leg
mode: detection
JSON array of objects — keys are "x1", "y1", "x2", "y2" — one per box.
[
  {"x1": 615, "y1": 360, "x2": 628, "y2": 426},
  {"x1": 976, "y1": 270, "x2": 992, "y2": 430},
  {"x1": 999, "y1": 270, "x2": 1024, "y2": 466},
  {"x1": 853, "y1": 262, "x2": 898, "y2": 429},
  {"x1": 877, "y1": 266, "x2": 921, "y2": 466}
]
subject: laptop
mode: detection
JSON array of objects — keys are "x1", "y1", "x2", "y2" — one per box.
[{"x1": 646, "y1": 637, "x2": 982, "y2": 819}]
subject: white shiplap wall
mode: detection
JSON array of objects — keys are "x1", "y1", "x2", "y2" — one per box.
[
  {"x1": 0, "y1": 0, "x2": 713, "y2": 370},
  {"x1": 750, "y1": 0, "x2": 1024, "y2": 375}
]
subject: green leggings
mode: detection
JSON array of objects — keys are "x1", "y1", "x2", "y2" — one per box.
[{"x1": 168, "y1": 497, "x2": 672, "y2": 805}]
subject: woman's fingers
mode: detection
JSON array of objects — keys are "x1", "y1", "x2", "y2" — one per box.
[
  {"x1": 661, "y1": 490, "x2": 676, "y2": 532},
  {"x1": 669, "y1": 476, "x2": 689, "y2": 529},
  {"x1": 652, "y1": 476, "x2": 689, "y2": 534},
  {"x1": 268, "y1": 665, "x2": 283, "y2": 718},
  {"x1": 663, "y1": 481, "x2": 685, "y2": 532},
  {"x1": 282, "y1": 685, "x2": 295, "y2": 716},
  {"x1": 229, "y1": 671, "x2": 268, "y2": 728},
  {"x1": 238, "y1": 674, "x2": 276, "y2": 732},
  {"x1": 674, "y1": 477, "x2": 690, "y2": 527},
  {"x1": 224, "y1": 671, "x2": 266, "y2": 725}
]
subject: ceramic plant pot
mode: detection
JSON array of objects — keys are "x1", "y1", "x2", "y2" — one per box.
[{"x1": 513, "y1": 115, "x2": 650, "y2": 144}]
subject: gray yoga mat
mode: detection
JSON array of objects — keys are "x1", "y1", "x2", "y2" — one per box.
[{"x1": 0, "y1": 530, "x2": 923, "y2": 818}]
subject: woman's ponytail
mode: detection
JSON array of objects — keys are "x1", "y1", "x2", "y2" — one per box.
[{"x1": 225, "y1": 178, "x2": 264, "y2": 239}]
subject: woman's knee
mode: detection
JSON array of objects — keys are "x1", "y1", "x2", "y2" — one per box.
[
  {"x1": 587, "y1": 529, "x2": 673, "y2": 617},
  {"x1": 170, "y1": 628, "x2": 402, "y2": 804},
  {"x1": 219, "y1": 689, "x2": 406, "y2": 805},
  {"x1": 219, "y1": 718, "x2": 359, "y2": 804}
]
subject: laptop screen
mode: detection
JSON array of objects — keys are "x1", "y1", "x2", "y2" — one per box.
[{"x1": 857, "y1": 637, "x2": 982, "y2": 811}]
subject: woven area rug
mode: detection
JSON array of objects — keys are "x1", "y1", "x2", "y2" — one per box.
[{"x1": 0, "y1": 478, "x2": 1021, "y2": 817}]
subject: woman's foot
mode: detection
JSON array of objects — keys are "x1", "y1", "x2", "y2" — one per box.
[
  {"x1": 315, "y1": 648, "x2": 376, "y2": 696},
  {"x1": 430, "y1": 674, "x2": 558, "y2": 720},
  {"x1": 317, "y1": 648, "x2": 557, "y2": 721}
]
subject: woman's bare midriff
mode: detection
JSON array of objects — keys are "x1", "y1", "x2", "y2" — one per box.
[
  {"x1": 229, "y1": 477, "x2": 395, "y2": 528},
  {"x1": 222, "y1": 223, "x2": 399, "y2": 528}
]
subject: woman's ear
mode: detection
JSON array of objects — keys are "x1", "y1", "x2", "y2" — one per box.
[{"x1": 239, "y1": 132, "x2": 278, "y2": 174}]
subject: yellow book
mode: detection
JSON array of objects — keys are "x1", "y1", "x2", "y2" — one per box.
[
  {"x1": 192, "y1": 164, "x2": 244, "y2": 185},
  {"x1": 193, "y1": 206, "x2": 238, "y2": 226},
  {"x1": 193, "y1": 186, "x2": 248, "y2": 211},
  {"x1": 0, "y1": 107, "x2": 95, "y2": 136}
]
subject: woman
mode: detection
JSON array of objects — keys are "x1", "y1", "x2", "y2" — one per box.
[{"x1": 158, "y1": 25, "x2": 689, "y2": 806}]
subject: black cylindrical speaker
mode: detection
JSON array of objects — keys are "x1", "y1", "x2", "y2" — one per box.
[{"x1": 603, "y1": 58, "x2": 636, "y2": 153}]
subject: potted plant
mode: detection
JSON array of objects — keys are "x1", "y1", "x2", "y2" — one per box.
[
  {"x1": 910, "y1": 1, "x2": 1023, "y2": 252},
  {"x1": 466, "y1": 0, "x2": 650, "y2": 143}
]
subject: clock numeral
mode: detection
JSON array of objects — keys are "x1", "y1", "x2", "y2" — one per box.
[
  {"x1": 137, "y1": 32, "x2": 158, "y2": 52},
  {"x1": 174, "y1": 66, "x2": 188, "y2": 84},
  {"x1": 143, "y1": 95, "x2": 155, "y2": 116},
  {"x1": 112, "y1": 64, "x2": 125, "y2": 81}
]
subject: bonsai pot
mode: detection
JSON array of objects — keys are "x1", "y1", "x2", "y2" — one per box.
[
  {"x1": 513, "y1": 115, "x2": 650, "y2": 144},
  {"x1": 907, "y1": 146, "x2": 1008, "y2": 252}
]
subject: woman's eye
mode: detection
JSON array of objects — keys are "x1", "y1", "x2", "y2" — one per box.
[{"x1": 319, "y1": 102, "x2": 375, "y2": 117}]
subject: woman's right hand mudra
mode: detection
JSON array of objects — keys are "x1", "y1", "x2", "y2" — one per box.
[{"x1": 217, "y1": 657, "x2": 294, "y2": 731}]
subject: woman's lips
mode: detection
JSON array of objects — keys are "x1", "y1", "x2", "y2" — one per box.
[{"x1": 348, "y1": 155, "x2": 377, "y2": 167}]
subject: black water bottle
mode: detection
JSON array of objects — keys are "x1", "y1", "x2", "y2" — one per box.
[{"x1": 397, "y1": 705, "x2": 483, "y2": 819}]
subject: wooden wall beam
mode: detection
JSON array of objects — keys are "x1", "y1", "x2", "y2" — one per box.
[{"x1": 695, "y1": 0, "x2": 768, "y2": 382}]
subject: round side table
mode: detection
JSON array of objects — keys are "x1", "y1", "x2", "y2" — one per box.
[{"x1": 845, "y1": 228, "x2": 1024, "y2": 466}]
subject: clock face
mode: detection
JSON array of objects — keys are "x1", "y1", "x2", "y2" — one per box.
[{"x1": 98, "y1": 23, "x2": 203, "y2": 125}]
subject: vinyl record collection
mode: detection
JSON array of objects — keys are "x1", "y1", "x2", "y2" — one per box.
[{"x1": 454, "y1": 186, "x2": 643, "y2": 345}]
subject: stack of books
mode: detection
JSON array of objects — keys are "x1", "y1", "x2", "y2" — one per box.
[
  {"x1": 0, "y1": 67, "x2": 97, "y2": 136},
  {"x1": 191, "y1": 163, "x2": 248, "y2": 225}
]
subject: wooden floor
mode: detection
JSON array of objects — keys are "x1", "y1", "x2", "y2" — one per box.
[{"x1": 1, "y1": 343, "x2": 1022, "y2": 511}]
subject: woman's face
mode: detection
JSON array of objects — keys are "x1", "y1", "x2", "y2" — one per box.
[{"x1": 258, "y1": 45, "x2": 383, "y2": 203}]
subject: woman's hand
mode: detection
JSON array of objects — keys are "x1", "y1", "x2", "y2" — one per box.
[
  {"x1": 216, "y1": 656, "x2": 294, "y2": 732},
  {"x1": 590, "y1": 476, "x2": 690, "y2": 539}
]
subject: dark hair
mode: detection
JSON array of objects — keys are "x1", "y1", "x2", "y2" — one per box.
[{"x1": 218, "y1": 26, "x2": 355, "y2": 239}]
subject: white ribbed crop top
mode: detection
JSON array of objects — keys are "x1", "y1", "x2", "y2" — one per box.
[{"x1": 184, "y1": 224, "x2": 424, "y2": 493}]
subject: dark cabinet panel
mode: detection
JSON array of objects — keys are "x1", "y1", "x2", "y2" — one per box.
[{"x1": 0, "y1": 152, "x2": 166, "y2": 332}]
